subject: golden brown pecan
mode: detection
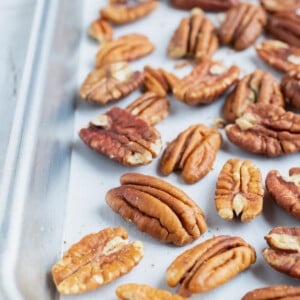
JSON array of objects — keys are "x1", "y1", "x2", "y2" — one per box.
[
  {"x1": 95, "y1": 34, "x2": 155, "y2": 68},
  {"x1": 105, "y1": 172, "x2": 207, "y2": 246},
  {"x1": 166, "y1": 235, "x2": 256, "y2": 297},
  {"x1": 256, "y1": 40, "x2": 300, "y2": 72},
  {"x1": 88, "y1": 18, "x2": 113, "y2": 43},
  {"x1": 160, "y1": 124, "x2": 222, "y2": 184},
  {"x1": 116, "y1": 283, "x2": 186, "y2": 300},
  {"x1": 262, "y1": 226, "x2": 300, "y2": 279},
  {"x1": 223, "y1": 69, "x2": 285, "y2": 123},
  {"x1": 218, "y1": 3, "x2": 267, "y2": 50},
  {"x1": 260, "y1": 0, "x2": 300, "y2": 13},
  {"x1": 167, "y1": 9, "x2": 219, "y2": 62},
  {"x1": 126, "y1": 92, "x2": 170, "y2": 126},
  {"x1": 265, "y1": 168, "x2": 300, "y2": 219},
  {"x1": 215, "y1": 159, "x2": 264, "y2": 222},
  {"x1": 173, "y1": 60, "x2": 240, "y2": 105},
  {"x1": 281, "y1": 66, "x2": 300, "y2": 108},
  {"x1": 80, "y1": 62, "x2": 144, "y2": 105},
  {"x1": 170, "y1": 0, "x2": 239, "y2": 11},
  {"x1": 79, "y1": 107, "x2": 162, "y2": 166},
  {"x1": 51, "y1": 227, "x2": 143, "y2": 294},
  {"x1": 225, "y1": 103, "x2": 300, "y2": 157}
]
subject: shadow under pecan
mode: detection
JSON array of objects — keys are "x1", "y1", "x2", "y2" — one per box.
[
  {"x1": 105, "y1": 173, "x2": 207, "y2": 246},
  {"x1": 51, "y1": 227, "x2": 143, "y2": 294},
  {"x1": 225, "y1": 103, "x2": 300, "y2": 157},
  {"x1": 260, "y1": 0, "x2": 300, "y2": 13},
  {"x1": 79, "y1": 107, "x2": 162, "y2": 166},
  {"x1": 88, "y1": 18, "x2": 113, "y2": 43},
  {"x1": 281, "y1": 66, "x2": 300, "y2": 108},
  {"x1": 262, "y1": 226, "x2": 300, "y2": 279},
  {"x1": 166, "y1": 235, "x2": 256, "y2": 297},
  {"x1": 170, "y1": 0, "x2": 239, "y2": 11}
]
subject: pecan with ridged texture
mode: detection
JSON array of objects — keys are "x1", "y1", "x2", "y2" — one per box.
[
  {"x1": 88, "y1": 18, "x2": 113, "y2": 43},
  {"x1": 218, "y1": 3, "x2": 267, "y2": 50},
  {"x1": 51, "y1": 227, "x2": 143, "y2": 294},
  {"x1": 262, "y1": 226, "x2": 300, "y2": 279},
  {"x1": 80, "y1": 62, "x2": 144, "y2": 105},
  {"x1": 171, "y1": 0, "x2": 239, "y2": 11},
  {"x1": 167, "y1": 8, "x2": 219, "y2": 62},
  {"x1": 223, "y1": 69, "x2": 284, "y2": 123},
  {"x1": 266, "y1": 168, "x2": 300, "y2": 219},
  {"x1": 256, "y1": 40, "x2": 300, "y2": 72},
  {"x1": 79, "y1": 107, "x2": 162, "y2": 166},
  {"x1": 260, "y1": 0, "x2": 300, "y2": 13},
  {"x1": 160, "y1": 124, "x2": 222, "y2": 184},
  {"x1": 106, "y1": 173, "x2": 207, "y2": 246},
  {"x1": 226, "y1": 103, "x2": 300, "y2": 157},
  {"x1": 126, "y1": 92, "x2": 170, "y2": 126},
  {"x1": 281, "y1": 66, "x2": 300, "y2": 108},
  {"x1": 173, "y1": 60, "x2": 240, "y2": 105},
  {"x1": 215, "y1": 159, "x2": 264, "y2": 222},
  {"x1": 95, "y1": 34, "x2": 155, "y2": 68},
  {"x1": 166, "y1": 235, "x2": 256, "y2": 297}
]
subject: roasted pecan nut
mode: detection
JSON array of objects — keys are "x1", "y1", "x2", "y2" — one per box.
[
  {"x1": 262, "y1": 226, "x2": 300, "y2": 279},
  {"x1": 225, "y1": 103, "x2": 300, "y2": 157},
  {"x1": 215, "y1": 159, "x2": 264, "y2": 222},
  {"x1": 88, "y1": 18, "x2": 113, "y2": 43},
  {"x1": 256, "y1": 40, "x2": 300, "y2": 72},
  {"x1": 106, "y1": 173, "x2": 207, "y2": 246},
  {"x1": 173, "y1": 60, "x2": 240, "y2": 105},
  {"x1": 80, "y1": 62, "x2": 144, "y2": 105},
  {"x1": 51, "y1": 227, "x2": 143, "y2": 294},
  {"x1": 266, "y1": 168, "x2": 300, "y2": 219},
  {"x1": 79, "y1": 107, "x2": 162, "y2": 166},
  {"x1": 281, "y1": 66, "x2": 300, "y2": 108},
  {"x1": 170, "y1": 0, "x2": 239, "y2": 11},
  {"x1": 126, "y1": 92, "x2": 170, "y2": 126},
  {"x1": 166, "y1": 235, "x2": 256, "y2": 297},
  {"x1": 218, "y1": 3, "x2": 267, "y2": 50},
  {"x1": 116, "y1": 283, "x2": 186, "y2": 300},
  {"x1": 167, "y1": 9, "x2": 219, "y2": 61},
  {"x1": 223, "y1": 69, "x2": 285, "y2": 123},
  {"x1": 160, "y1": 124, "x2": 222, "y2": 184},
  {"x1": 260, "y1": 0, "x2": 300, "y2": 13},
  {"x1": 95, "y1": 34, "x2": 155, "y2": 68}
]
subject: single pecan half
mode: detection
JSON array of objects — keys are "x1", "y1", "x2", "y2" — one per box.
[
  {"x1": 223, "y1": 69, "x2": 285, "y2": 123},
  {"x1": 166, "y1": 235, "x2": 256, "y2": 297},
  {"x1": 170, "y1": 0, "x2": 239, "y2": 11},
  {"x1": 225, "y1": 103, "x2": 300, "y2": 157},
  {"x1": 281, "y1": 66, "x2": 300, "y2": 108},
  {"x1": 256, "y1": 40, "x2": 300, "y2": 72},
  {"x1": 88, "y1": 18, "x2": 113, "y2": 43},
  {"x1": 105, "y1": 173, "x2": 207, "y2": 246},
  {"x1": 80, "y1": 62, "x2": 144, "y2": 105},
  {"x1": 79, "y1": 107, "x2": 162, "y2": 166},
  {"x1": 95, "y1": 34, "x2": 155, "y2": 68},
  {"x1": 167, "y1": 8, "x2": 219, "y2": 62},
  {"x1": 262, "y1": 226, "x2": 300, "y2": 279},
  {"x1": 173, "y1": 60, "x2": 240, "y2": 105},
  {"x1": 160, "y1": 124, "x2": 222, "y2": 184},
  {"x1": 51, "y1": 227, "x2": 143, "y2": 294},
  {"x1": 126, "y1": 92, "x2": 170, "y2": 126},
  {"x1": 116, "y1": 283, "x2": 186, "y2": 300},
  {"x1": 260, "y1": 0, "x2": 300, "y2": 13},
  {"x1": 218, "y1": 2, "x2": 267, "y2": 50},
  {"x1": 265, "y1": 168, "x2": 300, "y2": 219},
  {"x1": 215, "y1": 159, "x2": 264, "y2": 222}
]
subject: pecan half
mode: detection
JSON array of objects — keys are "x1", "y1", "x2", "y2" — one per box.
[
  {"x1": 218, "y1": 3, "x2": 267, "y2": 50},
  {"x1": 160, "y1": 124, "x2": 222, "y2": 184},
  {"x1": 225, "y1": 103, "x2": 300, "y2": 157},
  {"x1": 116, "y1": 283, "x2": 186, "y2": 300},
  {"x1": 262, "y1": 226, "x2": 300, "y2": 279},
  {"x1": 167, "y1": 9, "x2": 219, "y2": 62},
  {"x1": 79, "y1": 107, "x2": 162, "y2": 166},
  {"x1": 223, "y1": 69, "x2": 284, "y2": 123},
  {"x1": 173, "y1": 61, "x2": 240, "y2": 105},
  {"x1": 88, "y1": 18, "x2": 113, "y2": 43},
  {"x1": 80, "y1": 62, "x2": 144, "y2": 105},
  {"x1": 256, "y1": 40, "x2": 300, "y2": 72},
  {"x1": 266, "y1": 168, "x2": 300, "y2": 219},
  {"x1": 170, "y1": 0, "x2": 239, "y2": 11},
  {"x1": 260, "y1": 0, "x2": 300, "y2": 13},
  {"x1": 51, "y1": 227, "x2": 143, "y2": 294},
  {"x1": 281, "y1": 66, "x2": 300, "y2": 108},
  {"x1": 215, "y1": 159, "x2": 264, "y2": 222},
  {"x1": 126, "y1": 92, "x2": 170, "y2": 126},
  {"x1": 95, "y1": 34, "x2": 155, "y2": 68},
  {"x1": 105, "y1": 173, "x2": 207, "y2": 246},
  {"x1": 166, "y1": 235, "x2": 256, "y2": 297}
]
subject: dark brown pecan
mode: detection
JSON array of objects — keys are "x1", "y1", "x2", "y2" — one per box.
[
  {"x1": 170, "y1": 0, "x2": 239, "y2": 11},
  {"x1": 260, "y1": 0, "x2": 300, "y2": 13},
  {"x1": 223, "y1": 69, "x2": 285, "y2": 123},
  {"x1": 79, "y1": 107, "x2": 162, "y2": 166},
  {"x1": 281, "y1": 66, "x2": 300, "y2": 108},
  {"x1": 226, "y1": 103, "x2": 300, "y2": 157},
  {"x1": 218, "y1": 3, "x2": 267, "y2": 50},
  {"x1": 88, "y1": 18, "x2": 113, "y2": 43}
]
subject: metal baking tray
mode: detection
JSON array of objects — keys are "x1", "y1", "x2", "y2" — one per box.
[{"x1": 0, "y1": 0, "x2": 298, "y2": 299}]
